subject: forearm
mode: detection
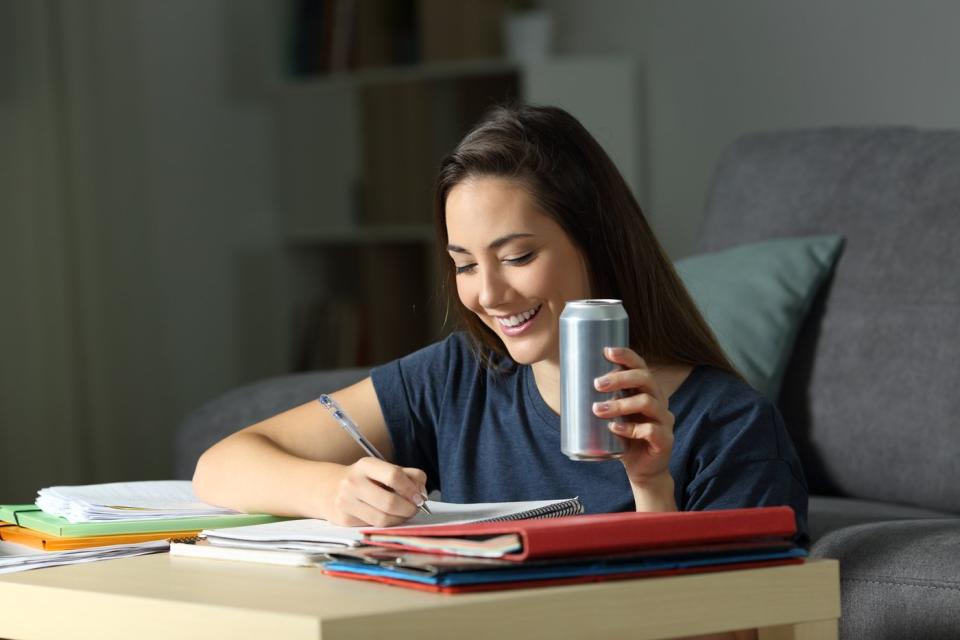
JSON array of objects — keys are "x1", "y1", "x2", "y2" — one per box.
[
  {"x1": 630, "y1": 472, "x2": 678, "y2": 513},
  {"x1": 193, "y1": 432, "x2": 344, "y2": 519}
]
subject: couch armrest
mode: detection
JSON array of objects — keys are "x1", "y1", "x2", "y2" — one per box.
[{"x1": 173, "y1": 368, "x2": 369, "y2": 480}]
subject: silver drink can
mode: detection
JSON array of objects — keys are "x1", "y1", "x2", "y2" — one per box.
[{"x1": 560, "y1": 299, "x2": 629, "y2": 461}]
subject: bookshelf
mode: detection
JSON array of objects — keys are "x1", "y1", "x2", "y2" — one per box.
[{"x1": 275, "y1": 55, "x2": 641, "y2": 370}]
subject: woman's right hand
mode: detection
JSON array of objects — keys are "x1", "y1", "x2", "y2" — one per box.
[{"x1": 325, "y1": 457, "x2": 428, "y2": 527}]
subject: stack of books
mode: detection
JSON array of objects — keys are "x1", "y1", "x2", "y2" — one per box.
[
  {"x1": 168, "y1": 497, "x2": 585, "y2": 567},
  {"x1": 320, "y1": 506, "x2": 806, "y2": 593},
  {"x1": 3, "y1": 480, "x2": 807, "y2": 594},
  {"x1": 0, "y1": 481, "x2": 285, "y2": 574}
]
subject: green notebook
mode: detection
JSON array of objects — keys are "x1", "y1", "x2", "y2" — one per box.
[{"x1": 0, "y1": 504, "x2": 287, "y2": 537}]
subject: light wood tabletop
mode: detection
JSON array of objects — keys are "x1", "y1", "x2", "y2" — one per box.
[{"x1": 0, "y1": 555, "x2": 839, "y2": 640}]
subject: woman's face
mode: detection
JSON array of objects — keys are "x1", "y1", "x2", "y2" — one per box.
[{"x1": 445, "y1": 176, "x2": 591, "y2": 365}]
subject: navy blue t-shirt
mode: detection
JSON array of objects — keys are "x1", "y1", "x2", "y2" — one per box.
[{"x1": 370, "y1": 332, "x2": 809, "y2": 543}]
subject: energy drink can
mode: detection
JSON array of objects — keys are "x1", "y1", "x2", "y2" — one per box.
[{"x1": 560, "y1": 299, "x2": 629, "y2": 461}]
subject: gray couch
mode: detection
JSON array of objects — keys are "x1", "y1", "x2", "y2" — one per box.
[
  {"x1": 697, "y1": 127, "x2": 960, "y2": 638},
  {"x1": 176, "y1": 127, "x2": 960, "y2": 639}
]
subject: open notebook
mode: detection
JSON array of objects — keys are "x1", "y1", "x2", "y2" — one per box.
[{"x1": 172, "y1": 497, "x2": 583, "y2": 563}]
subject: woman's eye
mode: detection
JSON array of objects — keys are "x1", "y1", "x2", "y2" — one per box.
[
  {"x1": 505, "y1": 252, "x2": 535, "y2": 265},
  {"x1": 455, "y1": 252, "x2": 533, "y2": 275},
  {"x1": 455, "y1": 263, "x2": 477, "y2": 275}
]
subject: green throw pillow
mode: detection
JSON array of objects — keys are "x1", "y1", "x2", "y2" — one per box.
[{"x1": 675, "y1": 235, "x2": 844, "y2": 400}]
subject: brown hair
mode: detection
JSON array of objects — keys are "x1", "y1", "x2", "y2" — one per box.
[{"x1": 433, "y1": 104, "x2": 740, "y2": 378}]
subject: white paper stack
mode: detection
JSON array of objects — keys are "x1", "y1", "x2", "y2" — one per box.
[
  {"x1": 36, "y1": 480, "x2": 238, "y2": 523},
  {"x1": 202, "y1": 518, "x2": 363, "y2": 552},
  {"x1": 0, "y1": 539, "x2": 169, "y2": 574}
]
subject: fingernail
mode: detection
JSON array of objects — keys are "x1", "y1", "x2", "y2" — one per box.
[
  {"x1": 593, "y1": 402, "x2": 609, "y2": 413},
  {"x1": 594, "y1": 376, "x2": 609, "y2": 390},
  {"x1": 410, "y1": 493, "x2": 425, "y2": 506},
  {"x1": 610, "y1": 422, "x2": 627, "y2": 432}
]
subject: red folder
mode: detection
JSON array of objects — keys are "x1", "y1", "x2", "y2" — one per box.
[{"x1": 362, "y1": 506, "x2": 796, "y2": 561}]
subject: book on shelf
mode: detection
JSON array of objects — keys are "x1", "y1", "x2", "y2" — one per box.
[
  {"x1": 418, "y1": 0, "x2": 505, "y2": 63},
  {"x1": 289, "y1": 0, "x2": 420, "y2": 76},
  {"x1": 292, "y1": 298, "x2": 368, "y2": 370}
]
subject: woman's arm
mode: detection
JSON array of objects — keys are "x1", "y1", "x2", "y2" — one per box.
[{"x1": 192, "y1": 377, "x2": 428, "y2": 526}]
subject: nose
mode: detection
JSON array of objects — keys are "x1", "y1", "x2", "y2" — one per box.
[{"x1": 477, "y1": 266, "x2": 507, "y2": 310}]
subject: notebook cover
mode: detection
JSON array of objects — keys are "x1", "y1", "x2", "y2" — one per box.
[
  {"x1": 362, "y1": 506, "x2": 797, "y2": 561},
  {"x1": 0, "y1": 504, "x2": 38, "y2": 525},
  {"x1": 0, "y1": 524, "x2": 199, "y2": 551},
  {"x1": 325, "y1": 538, "x2": 797, "y2": 575},
  {"x1": 324, "y1": 547, "x2": 807, "y2": 585},
  {"x1": 323, "y1": 555, "x2": 806, "y2": 594},
  {"x1": 0, "y1": 504, "x2": 287, "y2": 537}
]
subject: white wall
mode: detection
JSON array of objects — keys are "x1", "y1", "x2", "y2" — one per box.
[{"x1": 545, "y1": 0, "x2": 960, "y2": 257}]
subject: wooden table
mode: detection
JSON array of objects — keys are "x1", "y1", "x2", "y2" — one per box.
[{"x1": 0, "y1": 555, "x2": 839, "y2": 639}]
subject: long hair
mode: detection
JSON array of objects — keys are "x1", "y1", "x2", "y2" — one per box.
[{"x1": 433, "y1": 104, "x2": 740, "y2": 378}]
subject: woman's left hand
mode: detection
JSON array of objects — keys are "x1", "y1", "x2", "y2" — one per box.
[{"x1": 591, "y1": 347, "x2": 676, "y2": 486}]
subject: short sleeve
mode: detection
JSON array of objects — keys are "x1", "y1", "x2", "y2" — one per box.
[
  {"x1": 675, "y1": 387, "x2": 810, "y2": 546},
  {"x1": 369, "y1": 335, "x2": 467, "y2": 493}
]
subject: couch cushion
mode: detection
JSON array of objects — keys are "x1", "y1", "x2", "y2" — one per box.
[
  {"x1": 809, "y1": 496, "x2": 956, "y2": 542},
  {"x1": 676, "y1": 235, "x2": 844, "y2": 400},
  {"x1": 174, "y1": 368, "x2": 369, "y2": 479},
  {"x1": 698, "y1": 128, "x2": 960, "y2": 512},
  {"x1": 812, "y1": 519, "x2": 960, "y2": 639}
]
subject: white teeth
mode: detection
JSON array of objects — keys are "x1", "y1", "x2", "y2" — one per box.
[{"x1": 497, "y1": 305, "x2": 540, "y2": 328}]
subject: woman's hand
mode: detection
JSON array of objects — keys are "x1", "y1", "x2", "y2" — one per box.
[
  {"x1": 592, "y1": 347, "x2": 677, "y2": 509},
  {"x1": 325, "y1": 457, "x2": 428, "y2": 527}
]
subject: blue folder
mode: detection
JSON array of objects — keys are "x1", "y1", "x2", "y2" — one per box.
[{"x1": 324, "y1": 547, "x2": 808, "y2": 587}]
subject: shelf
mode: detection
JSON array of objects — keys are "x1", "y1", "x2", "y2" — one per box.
[
  {"x1": 274, "y1": 55, "x2": 641, "y2": 369},
  {"x1": 279, "y1": 58, "x2": 517, "y2": 92}
]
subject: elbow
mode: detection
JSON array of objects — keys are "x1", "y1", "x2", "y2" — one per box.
[{"x1": 191, "y1": 447, "x2": 219, "y2": 506}]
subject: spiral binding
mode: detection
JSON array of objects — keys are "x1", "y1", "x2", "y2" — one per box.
[
  {"x1": 168, "y1": 535, "x2": 201, "y2": 544},
  {"x1": 478, "y1": 497, "x2": 584, "y2": 524}
]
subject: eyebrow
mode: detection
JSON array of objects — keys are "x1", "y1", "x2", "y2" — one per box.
[{"x1": 447, "y1": 233, "x2": 535, "y2": 255}]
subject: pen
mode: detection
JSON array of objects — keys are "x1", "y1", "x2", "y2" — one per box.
[{"x1": 317, "y1": 394, "x2": 432, "y2": 515}]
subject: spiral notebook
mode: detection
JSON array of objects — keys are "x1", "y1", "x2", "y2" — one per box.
[{"x1": 190, "y1": 497, "x2": 584, "y2": 556}]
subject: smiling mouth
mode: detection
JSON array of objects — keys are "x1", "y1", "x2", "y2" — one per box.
[{"x1": 496, "y1": 304, "x2": 543, "y2": 329}]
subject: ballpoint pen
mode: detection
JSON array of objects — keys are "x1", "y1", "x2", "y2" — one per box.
[{"x1": 318, "y1": 394, "x2": 432, "y2": 515}]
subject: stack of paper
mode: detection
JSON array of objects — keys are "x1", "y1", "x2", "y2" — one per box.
[
  {"x1": 36, "y1": 481, "x2": 237, "y2": 523},
  {"x1": 0, "y1": 539, "x2": 168, "y2": 575},
  {"x1": 201, "y1": 518, "x2": 363, "y2": 552},
  {"x1": 1, "y1": 480, "x2": 288, "y2": 573}
]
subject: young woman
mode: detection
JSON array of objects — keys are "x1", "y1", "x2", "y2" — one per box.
[{"x1": 193, "y1": 105, "x2": 808, "y2": 545}]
